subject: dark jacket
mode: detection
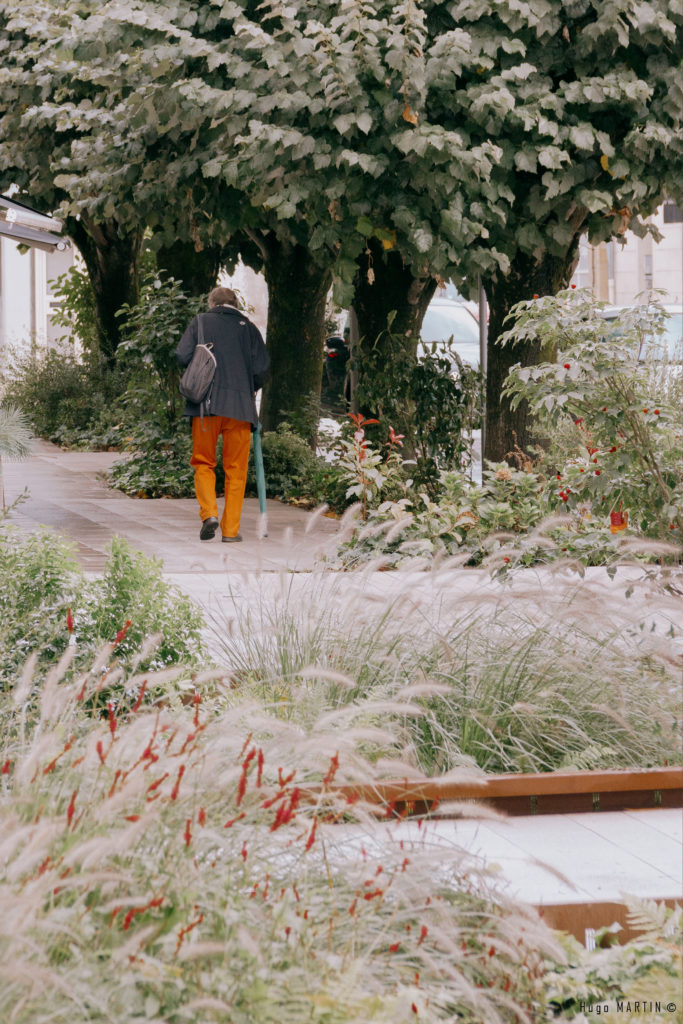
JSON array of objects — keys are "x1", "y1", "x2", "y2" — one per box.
[{"x1": 176, "y1": 305, "x2": 270, "y2": 427}]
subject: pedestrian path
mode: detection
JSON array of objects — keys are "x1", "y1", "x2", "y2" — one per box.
[{"x1": 2, "y1": 439, "x2": 339, "y2": 572}]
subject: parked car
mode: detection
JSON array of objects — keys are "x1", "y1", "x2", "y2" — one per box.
[
  {"x1": 599, "y1": 304, "x2": 683, "y2": 361},
  {"x1": 418, "y1": 297, "x2": 482, "y2": 369}
]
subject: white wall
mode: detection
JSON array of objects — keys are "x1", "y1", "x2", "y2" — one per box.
[
  {"x1": 574, "y1": 201, "x2": 683, "y2": 306},
  {"x1": 221, "y1": 260, "x2": 269, "y2": 335},
  {"x1": 0, "y1": 238, "x2": 35, "y2": 352}
]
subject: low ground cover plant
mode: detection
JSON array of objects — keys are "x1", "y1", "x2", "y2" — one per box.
[{"x1": 215, "y1": 567, "x2": 681, "y2": 776}]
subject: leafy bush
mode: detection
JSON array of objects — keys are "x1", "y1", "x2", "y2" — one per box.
[
  {"x1": 108, "y1": 423, "x2": 196, "y2": 498},
  {"x1": 0, "y1": 657, "x2": 564, "y2": 1023},
  {"x1": 117, "y1": 273, "x2": 203, "y2": 431},
  {"x1": 502, "y1": 290, "x2": 683, "y2": 545},
  {"x1": 0, "y1": 527, "x2": 206, "y2": 696},
  {"x1": 2, "y1": 341, "x2": 136, "y2": 449},
  {"x1": 356, "y1": 324, "x2": 482, "y2": 494},
  {"x1": 543, "y1": 900, "x2": 682, "y2": 1021},
  {"x1": 50, "y1": 262, "x2": 100, "y2": 356}
]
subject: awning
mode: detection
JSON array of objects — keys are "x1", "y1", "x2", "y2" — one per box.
[{"x1": 0, "y1": 195, "x2": 70, "y2": 253}]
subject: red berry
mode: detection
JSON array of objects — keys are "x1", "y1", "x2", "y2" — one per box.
[
  {"x1": 579, "y1": 468, "x2": 584, "y2": 473},
  {"x1": 503, "y1": 557, "x2": 510, "y2": 563},
  {"x1": 609, "y1": 446, "x2": 617, "y2": 452},
  {"x1": 654, "y1": 409, "x2": 660, "y2": 415},
  {"x1": 533, "y1": 293, "x2": 539, "y2": 299},
  {"x1": 563, "y1": 363, "x2": 570, "y2": 369},
  {"x1": 643, "y1": 409, "x2": 648, "y2": 414},
  {"x1": 571, "y1": 284, "x2": 576, "y2": 289},
  {"x1": 556, "y1": 473, "x2": 562, "y2": 479},
  {"x1": 595, "y1": 469, "x2": 601, "y2": 475},
  {"x1": 602, "y1": 407, "x2": 607, "y2": 412}
]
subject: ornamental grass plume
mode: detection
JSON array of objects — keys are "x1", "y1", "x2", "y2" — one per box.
[
  {"x1": 214, "y1": 562, "x2": 682, "y2": 775},
  {"x1": 0, "y1": 650, "x2": 565, "y2": 1023}
]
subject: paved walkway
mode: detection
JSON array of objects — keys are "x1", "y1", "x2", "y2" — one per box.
[{"x1": 2, "y1": 439, "x2": 340, "y2": 572}]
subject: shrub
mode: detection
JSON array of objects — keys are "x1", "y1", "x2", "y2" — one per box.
[
  {"x1": 502, "y1": 290, "x2": 683, "y2": 545},
  {"x1": 356, "y1": 324, "x2": 483, "y2": 494},
  {"x1": 0, "y1": 528, "x2": 207, "y2": 697},
  {"x1": 117, "y1": 273, "x2": 203, "y2": 432},
  {"x1": 245, "y1": 423, "x2": 320, "y2": 500},
  {"x1": 108, "y1": 423, "x2": 197, "y2": 498}
]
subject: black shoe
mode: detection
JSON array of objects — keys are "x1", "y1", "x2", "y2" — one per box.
[
  {"x1": 199, "y1": 516, "x2": 219, "y2": 540},
  {"x1": 222, "y1": 533, "x2": 243, "y2": 543}
]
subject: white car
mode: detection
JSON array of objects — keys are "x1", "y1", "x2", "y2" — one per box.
[
  {"x1": 599, "y1": 304, "x2": 682, "y2": 361},
  {"x1": 418, "y1": 297, "x2": 482, "y2": 369}
]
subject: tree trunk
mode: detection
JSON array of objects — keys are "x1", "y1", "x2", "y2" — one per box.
[
  {"x1": 255, "y1": 232, "x2": 332, "y2": 445},
  {"x1": 353, "y1": 238, "x2": 437, "y2": 362},
  {"x1": 155, "y1": 239, "x2": 225, "y2": 297},
  {"x1": 69, "y1": 218, "x2": 144, "y2": 366},
  {"x1": 483, "y1": 248, "x2": 579, "y2": 464}
]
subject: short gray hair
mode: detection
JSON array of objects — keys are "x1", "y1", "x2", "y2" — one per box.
[{"x1": 208, "y1": 286, "x2": 238, "y2": 308}]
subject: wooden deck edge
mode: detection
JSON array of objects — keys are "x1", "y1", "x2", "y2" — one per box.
[
  {"x1": 311, "y1": 767, "x2": 683, "y2": 817},
  {"x1": 535, "y1": 897, "x2": 682, "y2": 944}
]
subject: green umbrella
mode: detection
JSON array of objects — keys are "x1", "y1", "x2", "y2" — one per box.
[{"x1": 253, "y1": 421, "x2": 268, "y2": 538}]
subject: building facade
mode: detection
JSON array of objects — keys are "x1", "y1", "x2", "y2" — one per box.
[{"x1": 572, "y1": 200, "x2": 683, "y2": 306}]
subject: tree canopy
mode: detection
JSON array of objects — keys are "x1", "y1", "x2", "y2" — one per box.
[{"x1": 0, "y1": 0, "x2": 680, "y2": 451}]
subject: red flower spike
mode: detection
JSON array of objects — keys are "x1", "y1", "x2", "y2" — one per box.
[
  {"x1": 114, "y1": 620, "x2": 132, "y2": 647},
  {"x1": 256, "y1": 748, "x2": 264, "y2": 787},
  {"x1": 184, "y1": 819, "x2": 192, "y2": 847},
  {"x1": 107, "y1": 702, "x2": 117, "y2": 736},
  {"x1": 1, "y1": 758, "x2": 11, "y2": 775},
  {"x1": 66, "y1": 789, "x2": 78, "y2": 828},
  {"x1": 322, "y1": 752, "x2": 339, "y2": 787},
  {"x1": 305, "y1": 819, "x2": 317, "y2": 852},
  {"x1": 198, "y1": 807, "x2": 206, "y2": 827},
  {"x1": 241, "y1": 842, "x2": 248, "y2": 861},
  {"x1": 125, "y1": 814, "x2": 140, "y2": 822},
  {"x1": 418, "y1": 925, "x2": 428, "y2": 945},
  {"x1": 412, "y1": 1005, "x2": 419, "y2": 1015},
  {"x1": 66, "y1": 607, "x2": 74, "y2": 635},
  {"x1": 223, "y1": 812, "x2": 246, "y2": 828},
  {"x1": 131, "y1": 680, "x2": 147, "y2": 714},
  {"x1": 170, "y1": 764, "x2": 185, "y2": 801},
  {"x1": 389, "y1": 942, "x2": 400, "y2": 953}
]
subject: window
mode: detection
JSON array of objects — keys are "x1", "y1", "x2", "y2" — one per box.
[
  {"x1": 644, "y1": 253, "x2": 653, "y2": 290},
  {"x1": 663, "y1": 201, "x2": 683, "y2": 224}
]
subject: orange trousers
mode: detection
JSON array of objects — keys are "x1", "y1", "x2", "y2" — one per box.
[{"x1": 191, "y1": 416, "x2": 252, "y2": 538}]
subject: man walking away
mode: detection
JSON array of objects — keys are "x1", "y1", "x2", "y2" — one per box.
[{"x1": 176, "y1": 286, "x2": 270, "y2": 542}]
